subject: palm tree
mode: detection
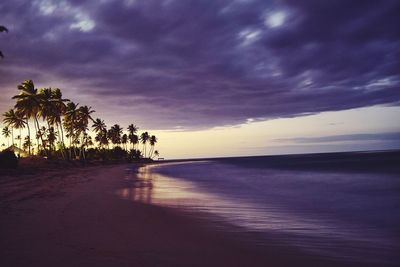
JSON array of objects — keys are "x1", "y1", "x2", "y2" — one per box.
[
  {"x1": 140, "y1": 132, "x2": 150, "y2": 157},
  {"x1": 92, "y1": 118, "x2": 106, "y2": 133},
  {"x1": 23, "y1": 136, "x2": 32, "y2": 152},
  {"x1": 47, "y1": 127, "x2": 57, "y2": 152},
  {"x1": 3, "y1": 108, "x2": 27, "y2": 151},
  {"x1": 153, "y1": 150, "x2": 160, "y2": 159},
  {"x1": 121, "y1": 134, "x2": 128, "y2": 151},
  {"x1": 12, "y1": 80, "x2": 48, "y2": 156},
  {"x1": 109, "y1": 124, "x2": 122, "y2": 147},
  {"x1": 16, "y1": 135, "x2": 21, "y2": 148},
  {"x1": 64, "y1": 102, "x2": 80, "y2": 158},
  {"x1": 2, "y1": 126, "x2": 11, "y2": 147},
  {"x1": 78, "y1": 106, "x2": 95, "y2": 127},
  {"x1": 149, "y1": 135, "x2": 157, "y2": 158},
  {"x1": 92, "y1": 118, "x2": 107, "y2": 149},
  {"x1": 75, "y1": 106, "x2": 95, "y2": 160},
  {"x1": 128, "y1": 124, "x2": 138, "y2": 134},
  {"x1": 128, "y1": 124, "x2": 139, "y2": 149},
  {"x1": 52, "y1": 88, "x2": 69, "y2": 152},
  {"x1": 39, "y1": 87, "x2": 69, "y2": 158}
]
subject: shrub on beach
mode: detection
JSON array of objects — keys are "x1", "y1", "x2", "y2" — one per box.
[{"x1": 0, "y1": 149, "x2": 18, "y2": 169}]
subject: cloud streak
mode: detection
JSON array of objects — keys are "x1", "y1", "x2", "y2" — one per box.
[
  {"x1": 1, "y1": 0, "x2": 399, "y2": 129},
  {"x1": 274, "y1": 132, "x2": 400, "y2": 144}
]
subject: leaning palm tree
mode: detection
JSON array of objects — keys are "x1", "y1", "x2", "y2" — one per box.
[
  {"x1": 140, "y1": 132, "x2": 150, "y2": 158},
  {"x1": 12, "y1": 80, "x2": 48, "y2": 156},
  {"x1": 2, "y1": 126, "x2": 11, "y2": 147},
  {"x1": 148, "y1": 135, "x2": 157, "y2": 158}
]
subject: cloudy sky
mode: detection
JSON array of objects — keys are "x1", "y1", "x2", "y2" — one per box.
[{"x1": 1, "y1": 0, "x2": 399, "y2": 158}]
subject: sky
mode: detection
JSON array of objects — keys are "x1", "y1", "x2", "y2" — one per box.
[{"x1": 0, "y1": 0, "x2": 399, "y2": 159}]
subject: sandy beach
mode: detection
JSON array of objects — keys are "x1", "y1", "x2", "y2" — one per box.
[{"x1": 0, "y1": 163, "x2": 370, "y2": 267}]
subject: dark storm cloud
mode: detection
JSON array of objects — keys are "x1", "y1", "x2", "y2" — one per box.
[{"x1": 1, "y1": 0, "x2": 399, "y2": 128}]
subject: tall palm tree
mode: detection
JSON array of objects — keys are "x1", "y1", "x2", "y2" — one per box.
[
  {"x1": 128, "y1": 124, "x2": 139, "y2": 149},
  {"x1": 2, "y1": 126, "x2": 11, "y2": 147},
  {"x1": 140, "y1": 132, "x2": 150, "y2": 157},
  {"x1": 75, "y1": 106, "x2": 95, "y2": 160},
  {"x1": 12, "y1": 80, "x2": 48, "y2": 156},
  {"x1": 64, "y1": 102, "x2": 80, "y2": 158},
  {"x1": 38, "y1": 87, "x2": 69, "y2": 158},
  {"x1": 92, "y1": 118, "x2": 107, "y2": 149},
  {"x1": 130, "y1": 134, "x2": 139, "y2": 150},
  {"x1": 51, "y1": 88, "x2": 69, "y2": 155},
  {"x1": 149, "y1": 135, "x2": 157, "y2": 158}
]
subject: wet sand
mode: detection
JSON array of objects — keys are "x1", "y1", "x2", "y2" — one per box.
[{"x1": 0, "y1": 164, "x2": 357, "y2": 267}]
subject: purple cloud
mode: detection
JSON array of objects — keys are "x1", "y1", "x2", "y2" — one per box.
[{"x1": 0, "y1": 0, "x2": 399, "y2": 129}]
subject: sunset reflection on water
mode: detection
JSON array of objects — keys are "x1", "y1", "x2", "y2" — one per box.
[{"x1": 118, "y1": 162, "x2": 217, "y2": 208}]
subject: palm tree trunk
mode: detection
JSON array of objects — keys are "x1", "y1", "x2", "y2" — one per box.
[
  {"x1": 47, "y1": 121, "x2": 52, "y2": 153},
  {"x1": 34, "y1": 115, "x2": 48, "y2": 157},
  {"x1": 59, "y1": 121, "x2": 66, "y2": 155},
  {"x1": 69, "y1": 135, "x2": 72, "y2": 160},
  {"x1": 149, "y1": 145, "x2": 154, "y2": 159},
  {"x1": 33, "y1": 118, "x2": 39, "y2": 155},
  {"x1": 11, "y1": 127, "x2": 14, "y2": 147},
  {"x1": 19, "y1": 128, "x2": 22, "y2": 150},
  {"x1": 26, "y1": 119, "x2": 31, "y2": 155},
  {"x1": 56, "y1": 122, "x2": 65, "y2": 160}
]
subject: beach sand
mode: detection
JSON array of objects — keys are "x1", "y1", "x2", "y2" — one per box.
[{"x1": 0, "y1": 163, "x2": 353, "y2": 267}]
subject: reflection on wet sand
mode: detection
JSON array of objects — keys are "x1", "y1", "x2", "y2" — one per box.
[{"x1": 118, "y1": 162, "x2": 214, "y2": 207}]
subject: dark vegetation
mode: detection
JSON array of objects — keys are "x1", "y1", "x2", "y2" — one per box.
[
  {"x1": 1, "y1": 80, "x2": 160, "y2": 169},
  {"x1": 0, "y1": 149, "x2": 18, "y2": 169}
]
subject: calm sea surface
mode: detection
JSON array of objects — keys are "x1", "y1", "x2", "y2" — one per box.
[{"x1": 118, "y1": 152, "x2": 400, "y2": 266}]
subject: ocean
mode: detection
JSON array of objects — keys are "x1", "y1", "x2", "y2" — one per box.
[{"x1": 119, "y1": 151, "x2": 400, "y2": 266}]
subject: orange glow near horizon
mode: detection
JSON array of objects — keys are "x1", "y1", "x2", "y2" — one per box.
[{"x1": 1, "y1": 105, "x2": 399, "y2": 159}]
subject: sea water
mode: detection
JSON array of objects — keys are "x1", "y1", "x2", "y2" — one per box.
[{"x1": 119, "y1": 153, "x2": 400, "y2": 266}]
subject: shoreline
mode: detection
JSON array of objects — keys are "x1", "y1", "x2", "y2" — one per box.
[{"x1": 0, "y1": 163, "x2": 368, "y2": 266}]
